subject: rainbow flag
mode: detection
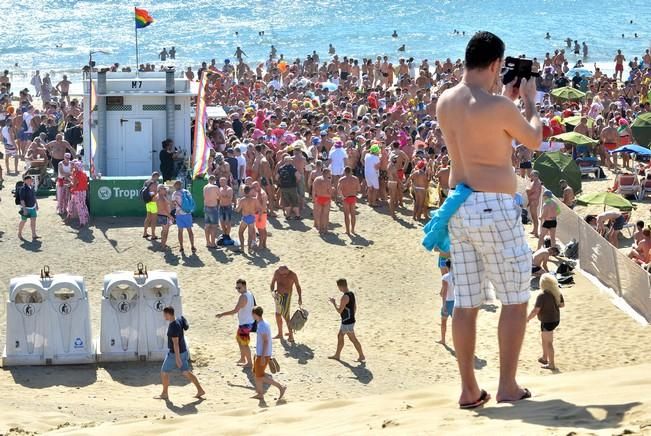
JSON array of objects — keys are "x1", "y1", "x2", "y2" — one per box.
[
  {"x1": 192, "y1": 71, "x2": 213, "y2": 178},
  {"x1": 135, "y1": 7, "x2": 154, "y2": 29}
]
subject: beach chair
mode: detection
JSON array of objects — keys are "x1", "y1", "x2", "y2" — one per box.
[
  {"x1": 615, "y1": 174, "x2": 641, "y2": 200},
  {"x1": 640, "y1": 178, "x2": 651, "y2": 200},
  {"x1": 576, "y1": 160, "x2": 599, "y2": 178}
]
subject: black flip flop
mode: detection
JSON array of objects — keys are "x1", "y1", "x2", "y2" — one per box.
[
  {"x1": 497, "y1": 388, "x2": 531, "y2": 404},
  {"x1": 459, "y1": 389, "x2": 491, "y2": 410}
]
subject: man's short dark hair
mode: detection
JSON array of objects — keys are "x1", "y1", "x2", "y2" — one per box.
[
  {"x1": 163, "y1": 306, "x2": 175, "y2": 316},
  {"x1": 465, "y1": 31, "x2": 505, "y2": 70},
  {"x1": 637, "y1": 220, "x2": 645, "y2": 229},
  {"x1": 252, "y1": 306, "x2": 263, "y2": 317},
  {"x1": 336, "y1": 278, "x2": 348, "y2": 287},
  {"x1": 236, "y1": 278, "x2": 247, "y2": 286},
  {"x1": 23, "y1": 175, "x2": 32, "y2": 181}
]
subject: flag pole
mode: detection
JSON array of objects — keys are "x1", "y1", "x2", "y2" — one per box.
[{"x1": 135, "y1": 13, "x2": 140, "y2": 77}]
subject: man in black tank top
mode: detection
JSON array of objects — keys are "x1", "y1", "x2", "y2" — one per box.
[{"x1": 328, "y1": 278, "x2": 366, "y2": 363}]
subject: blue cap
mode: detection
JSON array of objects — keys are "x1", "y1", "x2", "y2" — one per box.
[{"x1": 312, "y1": 137, "x2": 321, "y2": 145}]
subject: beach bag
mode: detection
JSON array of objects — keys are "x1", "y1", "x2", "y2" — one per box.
[
  {"x1": 556, "y1": 261, "x2": 575, "y2": 276},
  {"x1": 563, "y1": 240, "x2": 579, "y2": 260},
  {"x1": 521, "y1": 208, "x2": 529, "y2": 225},
  {"x1": 557, "y1": 275, "x2": 574, "y2": 285},
  {"x1": 178, "y1": 316, "x2": 190, "y2": 331},
  {"x1": 290, "y1": 307, "x2": 309, "y2": 332},
  {"x1": 268, "y1": 357, "x2": 280, "y2": 374},
  {"x1": 180, "y1": 189, "x2": 195, "y2": 214}
]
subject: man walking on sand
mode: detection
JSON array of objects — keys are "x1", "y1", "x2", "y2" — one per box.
[
  {"x1": 156, "y1": 306, "x2": 205, "y2": 400},
  {"x1": 203, "y1": 175, "x2": 220, "y2": 248},
  {"x1": 269, "y1": 266, "x2": 303, "y2": 343},
  {"x1": 251, "y1": 306, "x2": 287, "y2": 402},
  {"x1": 328, "y1": 278, "x2": 365, "y2": 362},
  {"x1": 437, "y1": 31, "x2": 542, "y2": 408},
  {"x1": 18, "y1": 175, "x2": 39, "y2": 241},
  {"x1": 216, "y1": 279, "x2": 255, "y2": 368}
]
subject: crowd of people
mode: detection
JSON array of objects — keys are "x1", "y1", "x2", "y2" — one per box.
[{"x1": 3, "y1": 31, "x2": 651, "y2": 408}]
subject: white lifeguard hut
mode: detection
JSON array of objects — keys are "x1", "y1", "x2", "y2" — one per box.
[
  {"x1": 83, "y1": 70, "x2": 197, "y2": 177},
  {"x1": 4, "y1": 266, "x2": 95, "y2": 366},
  {"x1": 98, "y1": 264, "x2": 183, "y2": 362}
]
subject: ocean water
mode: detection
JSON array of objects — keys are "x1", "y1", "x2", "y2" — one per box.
[{"x1": 0, "y1": 0, "x2": 650, "y2": 85}]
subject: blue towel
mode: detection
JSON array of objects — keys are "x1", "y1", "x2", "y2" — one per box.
[{"x1": 422, "y1": 183, "x2": 473, "y2": 253}]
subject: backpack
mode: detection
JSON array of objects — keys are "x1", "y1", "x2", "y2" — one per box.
[
  {"x1": 13, "y1": 181, "x2": 24, "y2": 205},
  {"x1": 278, "y1": 165, "x2": 296, "y2": 188},
  {"x1": 180, "y1": 189, "x2": 195, "y2": 214},
  {"x1": 177, "y1": 316, "x2": 189, "y2": 331},
  {"x1": 140, "y1": 185, "x2": 153, "y2": 203}
]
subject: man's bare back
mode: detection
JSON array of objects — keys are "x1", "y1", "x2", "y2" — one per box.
[{"x1": 437, "y1": 82, "x2": 541, "y2": 194}]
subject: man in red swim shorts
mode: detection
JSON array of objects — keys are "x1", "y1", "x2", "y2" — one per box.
[
  {"x1": 312, "y1": 168, "x2": 333, "y2": 235},
  {"x1": 338, "y1": 166, "x2": 361, "y2": 235}
]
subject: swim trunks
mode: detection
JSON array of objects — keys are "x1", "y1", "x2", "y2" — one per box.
[
  {"x1": 340, "y1": 323, "x2": 355, "y2": 333},
  {"x1": 531, "y1": 265, "x2": 543, "y2": 275},
  {"x1": 344, "y1": 196, "x2": 357, "y2": 205},
  {"x1": 254, "y1": 355, "x2": 269, "y2": 377},
  {"x1": 255, "y1": 213, "x2": 267, "y2": 230},
  {"x1": 146, "y1": 201, "x2": 158, "y2": 214},
  {"x1": 157, "y1": 214, "x2": 169, "y2": 226},
  {"x1": 274, "y1": 292, "x2": 292, "y2": 319},
  {"x1": 161, "y1": 351, "x2": 190, "y2": 373},
  {"x1": 204, "y1": 206, "x2": 219, "y2": 224},
  {"x1": 280, "y1": 187, "x2": 299, "y2": 207},
  {"x1": 175, "y1": 213, "x2": 193, "y2": 229},
  {"x1": 448, "y1": 192, "x2": 531, "y2": 308},
  {"x1": 315, "y1": 195, "x2": 331, "y2": 206},
  {"x1": 519, "y1": 161, "x2": 532, "y2": 169},
  {"x1": 236, "y1": 324, "x2": 253, "y2": 346},
  {"x1": 604, "y1": 142, "x2": 618, "y2": 151},
  {"x1": 20, "y1": 207, "x2": 37, "y2": 221},
  {"x1": 219, "y1": 205, "x2": 232, "y2": 223},
  {"x1": 542, "y1": 219, "x2": 557, "y2": 229},
  {"x1": 613, "y1": 215, "x2": 626, "y2": 231},
  {"x1": 541, "y1": 321, "x2": 559, "y2": 332},
  {"x1": 397, "y1": 168, "x2": 405, "y2": 181},
  {"x1": 242, "y1": 214, "x2": 256, "y2": 225}
]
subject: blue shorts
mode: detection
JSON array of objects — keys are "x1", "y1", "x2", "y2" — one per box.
[
  {"x1": 176, "y1": 213, "x2": 193, "y2": 229},
  {"x1": 161, "y1": 351, "x2": 190, "y2": 373},
  {"x1": 242, "y1": 214, "x2": 255, "y2": 225},
  {"x1": 441, "y1": 300, "x2": 455, "y2": 318},
  {"x1": 204, "y1": 206, "x2": 219, "y2": 225},
  {"x1": 219, "y1": 205, "x2": 232, "y2": 223}
]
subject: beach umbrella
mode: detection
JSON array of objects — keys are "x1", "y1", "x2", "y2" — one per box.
[
  {"x1": 631, "y1": 113, "x2": 651, "y2": 147},
  {"x1": 575, "y1": 192, "x2": 634, "y2": 211},
  {"x1": 321, "y1": 81, "x2": 338, "y2": 91},
  {"x1": 567, "y1": 67, "x2": 593, "y2": 78},
  {"x1": 550, "y1": 86, "x2": 586, "y2": 101},
  {"x1": 563, "y1": 115, "x2": 594, "y2": 128},
  {"x1": 549, "y1": 131, "x2": 598, "y2": 146},
  {"x1": 610, "y1": 144, "x2": 651, "y2": 156},
  {"x1": 533, "y1": 151, "x2": 582, "y2": 197}
]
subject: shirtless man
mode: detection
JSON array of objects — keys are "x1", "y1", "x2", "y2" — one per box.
[
  {"x1": 597, "y1": 210, "x2": 626, "y2": 247},
  {"x1": 218, "y1": 176, "x2": 234, "y2": 238},
  {"x1": 600, "y1": 119, "x2": 619, "y2": 169},
  {"x1": 212, "y1": 153, "x2": 232, "y2": 182},
  {"x1": 269, "y1": 266, "x2": 303, "y2": 343},
  {"x1": 391, "y1": 141, "x2": 410, "y2": 207},
  {"x1": 559, "y1": 179, "x2": 575, "y2": 208},
  {"x1": 56, "y1": 75, "x2": 72, "y2": 104},
  {"x1": 526, "y1": 171, "x2": 542, "y2": 237},
  {"x1": 573, "y1": 116, "x2": 592, "y2": 138},
  {"x1": 407, "y1": 160, "x2": 429, "y2": 221},
  {"x1": 614, "y1": 49, "x2": 626, "y2": 81},
  {"x1": 338, "y1": 166, "x2": 361, "y2": 235},
  {"x1": 538, "y1": 190, "x2": 559, "y2": 249},
  {"x1": 235, "y1": 186, "x2": 260, "y2": 253},
  {"x1": 629, "y1": 228, "x2": 651, "y2": 265},
  {"x1": 257, "y1": 145, "x2": 276, "y2": 214},
  {"x1": 292, "y1": 148, "x2": 308, "y2": 210},
  {"x1": 47, "y1": 133, "x2": 76, "y2": 170},
  {"x1": 514, "y1": 144, "x2": 533, "y2": 178},
  {"x1": 312, "y1": 168, "x2": 333, "y2": 235},
  {"x1": 531, "y1": 246, "x2": 560, "y2": 277},
  {"x1": 156, "y1": 185, "x2": 173, "y2": 250},
  {"x1": 437, "y1": 32, "x2": 542, "y2": 407},
  {"x1": 203, "y1": 175, "x2": 220, "y2": 248},
  {"x1": 25, "y1": 138, "x2": 48, "y2": 170},
  {"x1": 386, "y1": 155, "x2": 401, "y2": 217},
  {"x1": 252, "y1": 181, "x2": 268, "y2": 249},
  {"x1": 307, "y1": 160, "x2": 324, "y2": 199},
  {"x1": 436, "y1": 157, "x2": 451, "y2": 206}
]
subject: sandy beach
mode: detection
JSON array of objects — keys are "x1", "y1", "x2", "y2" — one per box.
[{"x1": 0, "y1": 162, "x2": 650, "y2": 434}]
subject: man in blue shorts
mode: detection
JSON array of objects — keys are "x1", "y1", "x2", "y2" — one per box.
[
  {"x1": 173, "y1": 180, "x2": 196, "y2": 254},
  {"x1": 156, "y1": 306, "x2": 205, "y2": 400}
]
